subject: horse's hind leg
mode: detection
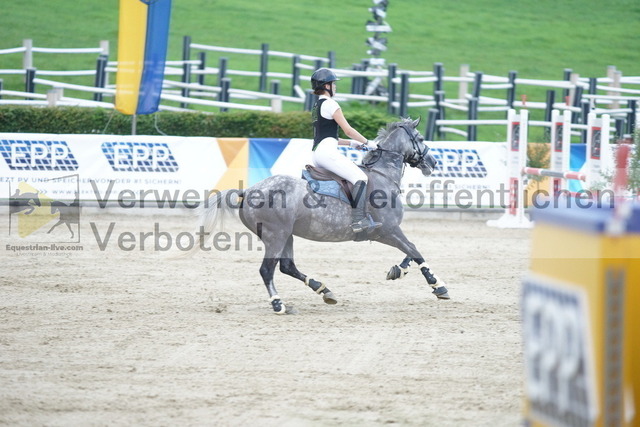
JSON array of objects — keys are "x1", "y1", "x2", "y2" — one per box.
[
  {"x1": 259, "y1": 228, "x2": 297, "y2": 314},
  {"x1": 259, "y1": 257, "x2": 285, "y2": 314},
  {"x1": 279, "y1": 236, "x2": 337, "y2": 305}
]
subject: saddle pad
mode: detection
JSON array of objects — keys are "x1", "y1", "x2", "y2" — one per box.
[{"x1": 301, "y1": 169, "x2": 351, "y2": 205}]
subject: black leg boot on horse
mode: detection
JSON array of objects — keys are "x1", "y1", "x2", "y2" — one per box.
[{"x1": 350, "y1": 180, "x2": 382, "y2": 234}]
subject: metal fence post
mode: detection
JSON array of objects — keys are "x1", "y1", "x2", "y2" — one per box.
[
  {"x1": 472, "y1": 72, "x2": 483, "y2": 99},
  {"x1": 219, "y1": 77, "x2": 231, "y2": 112},
  {"x1": 218, "y1": 57, "x2": 228, "y2": 87},
  {"x1": 435, "y1": 90, "x2": 446, "y2": 138},
  {"x1": 588, "y1": 77, "x2": 597, "y2": 95},
  {"x1": 387, "y1": 63, "x2": 397, "y2": 115},
  {"x1": 433, "y1": 62, "x2": 443, "y2": 95},
  {"x1": 182, "y1": 35, "x2": 191, "y2": 62},
  {"x1": 572, "y1": 85, "x2": 584, "y2": 124},
  {"x1": 181, "y1": 61, "x2": 191, "y2": 108},
  {"x1": 270, "y1": 80, "x2": 280, "y2": 95},
  {"x1": 398, "y1": 72, "x2": 409, "y2": 118},
  {"x1": 580, "y1": 98, "x2": 590, "y2": 143},
  {"x1": 351, "y1": 63, "x2": 359, "y2": 95},
  {"x1": 304, "y1": 90, "x2": 317, "y2": 112},
  {"x1": 181, "y1": 35, "x2": 191, "y2": 106},
  {"x1": 93, "y1": 54, "x2": 108, "y2": 102},
  {"x1": 544, "y1": 90, "x2": 556, "y2": 141},
  {"x1": 291, "y1": 55, "x2": 300, "y2": 97},
  {"x1": 360, "y1": 59, "x2": 370, "y2": 95},
  {"x1": 467, "y1": 97, "x2": 478, "y2": 141},
  {"x1": 25, "y1": 68, "x2": 36, "y2": 95},
  {"x1": 562, "y1": 68, "x2": 572, "y2": 101},
  {"x1": 197, "y1": 51, "x2": 206, "y2": 86},
  {"x1": 259, "y1": 43, "x2": 269, "y2": 92},
  {"x1": 270, "y1": 80, "x2": 281, "y2": 113},
  {"x1": 425, "y1": 108, "x2": 439, "y2": 141},
  {"x1": 614, "y1": 117, "x2": 626, "y2": 140},
  {"x1": 328, "y1": 51, "x2": 336, "y2": 68},
  {"x1": 507, "y1": 70, "x2": 517, "y2": 110}
]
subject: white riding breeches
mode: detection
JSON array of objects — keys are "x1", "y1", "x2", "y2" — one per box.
[{"x1": 312, "y1": 137, "x2": 367, "y2": 185}]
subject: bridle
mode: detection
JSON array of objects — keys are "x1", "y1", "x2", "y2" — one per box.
[
  {"x1": 363, "y1": 124, "x2": 432, "y2": 170},
  {"x1": 398, "y1": 124, "x2": 430, "y2": 168}
]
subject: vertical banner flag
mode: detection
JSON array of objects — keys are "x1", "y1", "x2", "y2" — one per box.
[{"x1": 116, "y1": 0, "x2": 172, "y2": 115}]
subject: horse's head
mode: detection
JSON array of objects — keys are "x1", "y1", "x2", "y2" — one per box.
[{"x1": 376, "y1": 117, "x2": 437, "y2": 176}]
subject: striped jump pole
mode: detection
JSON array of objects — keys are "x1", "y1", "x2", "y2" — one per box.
[{"x1": 522, "y1": 167, "x2": 586, "y2": 181}]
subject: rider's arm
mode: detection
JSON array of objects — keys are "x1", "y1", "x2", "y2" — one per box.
[{"x1": 332, "y1": 108, "x2": 367, "y2": 145}]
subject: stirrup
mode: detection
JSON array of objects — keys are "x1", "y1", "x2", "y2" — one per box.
[{"x1": 351, "y1": 214, "x2": 382, "y2": 233}]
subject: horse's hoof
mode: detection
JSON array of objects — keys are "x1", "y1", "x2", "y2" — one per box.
[
  {"x1": 322, "y1": 291, "x2": 338, "y2": 305},
  {"x1": 386, "y1": 265, "x2": 408, "y2": 280},
  {"x1": 271, "y1": 297, "x2": 287, "y2": 314},
  {"x1": 432, "y1": 286, "x2": 450, "y2": 300},
  {"x1": 386, "y1": 265, "x2": 401, "y2": 280}
]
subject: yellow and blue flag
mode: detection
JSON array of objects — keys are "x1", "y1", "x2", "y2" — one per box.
[{"x1": 115, "y1": 0, "x2": 172, "y2": 115}]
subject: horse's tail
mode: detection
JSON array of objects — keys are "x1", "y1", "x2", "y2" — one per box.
[
  {"x1": 198, "y1": 189, "x2": 243, "y2": 235},
  {"x1": 173, "y1": 189, "x2": 243, "y2": 259}
]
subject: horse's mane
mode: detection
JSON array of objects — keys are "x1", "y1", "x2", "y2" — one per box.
[
  {"x1": 362, "y1": 118, "x2": 414, "y2": 165},
  {"x1": 375, "y1": 117, "x2": 413, "y2": 142}
]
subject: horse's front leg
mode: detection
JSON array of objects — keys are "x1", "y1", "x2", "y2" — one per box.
[
  {"x1": 377, "y1": 227, "x2": 450, "y2": 300},
  {"x1": 386, "y1": 256, "x2": 412, "y2": 280}
]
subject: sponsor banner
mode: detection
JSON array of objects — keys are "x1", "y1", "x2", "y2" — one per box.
[
  {"x1": 0, "y1": 133, "x2": 225, "y2": 205},
  {"x1": 1, "y1": 134, "x2": 509, "y2": 209},
  {"x1": 522, "y1": 274, "x2": 598, "y2": 426},
  {"x1": 270, "y1": 138, "x2": 314, "y2": 178},
  {"x1": 402, "y1": 141, "x2": 508, "y2": 208}
]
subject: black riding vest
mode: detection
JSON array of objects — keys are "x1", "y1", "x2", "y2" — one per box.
[{"x1": 312, "y1": 98, "x2": 339, "y2": 151}]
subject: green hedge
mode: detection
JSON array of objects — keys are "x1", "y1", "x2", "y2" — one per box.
[{"x1": 0, "y1": 106, "x2": 396, "y2": 140}]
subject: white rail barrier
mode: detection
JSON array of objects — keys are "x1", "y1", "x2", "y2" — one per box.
[{"x1": 0, "y1": 39, "x2": 638, "y2": 135}]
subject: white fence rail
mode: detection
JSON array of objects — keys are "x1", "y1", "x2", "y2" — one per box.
[{"x1": 0, "y1": 37, "x2": 638, "y2": 138}]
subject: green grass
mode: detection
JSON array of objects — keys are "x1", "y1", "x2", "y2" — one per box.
[{"x1": 0, "y1": 0, "x2": 638, "y2": 136}]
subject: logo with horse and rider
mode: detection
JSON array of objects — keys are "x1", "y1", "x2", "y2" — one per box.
[{"x1": 7, "y1": 174, "x2": 80, "y2": 242}]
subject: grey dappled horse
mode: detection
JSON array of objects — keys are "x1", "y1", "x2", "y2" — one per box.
[{"x1": 198, "y1": 117, "x2": 449, "y2": 314}]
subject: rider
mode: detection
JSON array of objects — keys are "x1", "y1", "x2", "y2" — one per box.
[{"x1": 310, "y1": 68, "x2": 382, "y2": 234}]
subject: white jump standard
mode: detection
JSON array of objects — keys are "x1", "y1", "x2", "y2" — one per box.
[{"x1": 488, "y1": 108, "x2": 611, "y2": 229}]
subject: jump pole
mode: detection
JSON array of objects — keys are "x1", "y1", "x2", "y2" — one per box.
[
  {"x1": 527, "y1": 108, "x2": 586, "y2": 194},
  {"x1": 522, "y1": 167, "x2": 586, "y2": 182}
]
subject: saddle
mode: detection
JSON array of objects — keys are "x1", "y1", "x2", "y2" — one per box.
[{"x1": 301, "y1": 164, "x2": 372, "y2": 205}]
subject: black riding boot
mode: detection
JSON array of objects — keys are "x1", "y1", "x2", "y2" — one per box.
[{"x1": 350, "y1": 180, "x2": 382, "y2": 233}]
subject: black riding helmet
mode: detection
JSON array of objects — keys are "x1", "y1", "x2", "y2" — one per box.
[{"x1": 311, "y1": 68, "x2": 340, "y2": 96}]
